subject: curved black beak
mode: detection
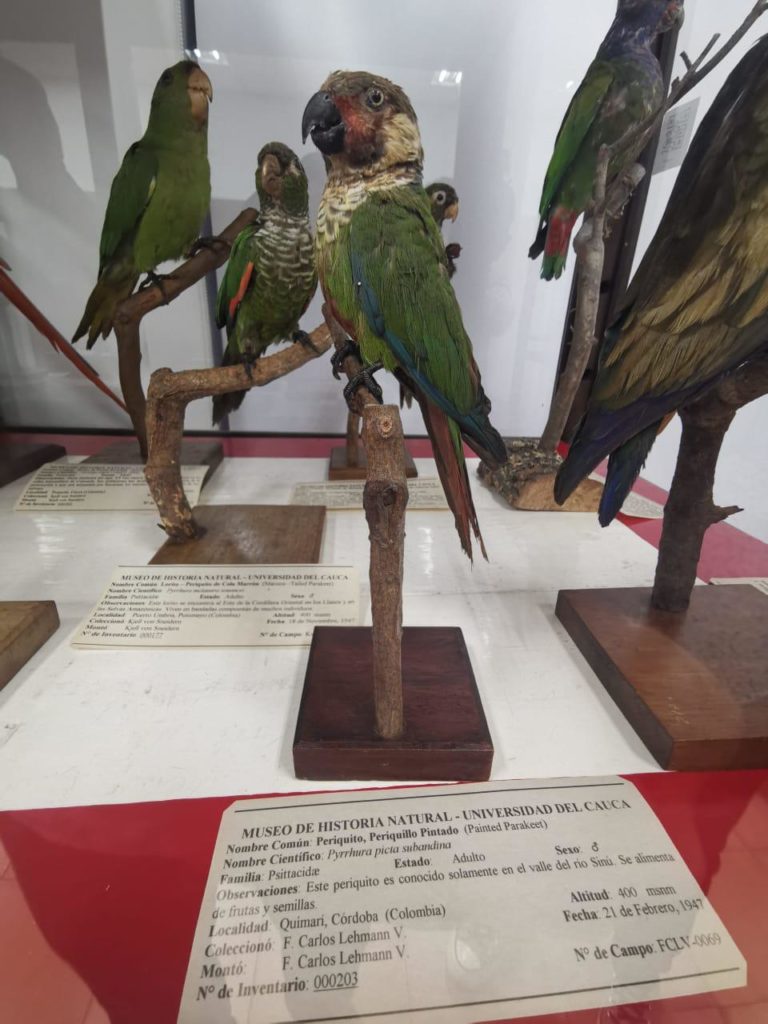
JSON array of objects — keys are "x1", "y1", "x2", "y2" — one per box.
[{"x1": 302, "y1": 90, "x2": 345, "y2": 154}]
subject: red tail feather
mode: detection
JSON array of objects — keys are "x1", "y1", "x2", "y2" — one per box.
[
  {"x1": 415, "y1": 389, "x2": 486, "y2": 562},
  {"x1": 0, "y1": 267, "x2": 128, "y2": 413},
  {"x1": 544, "y1": 206, "x2": 578, "y2": 260}
]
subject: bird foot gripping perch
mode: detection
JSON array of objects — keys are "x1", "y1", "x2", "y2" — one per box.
[
  {"x1": 185, "y1": 234, "x2": 231, "y2": 259},
  {"x1": 344, "y1": 363, "x2": 384, "y2": 407},
  {"x1": 138, "y1": 271, "x2": 172, "y2": 305}
]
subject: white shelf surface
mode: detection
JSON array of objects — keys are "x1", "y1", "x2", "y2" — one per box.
[{"x1": 0, "y1": 456, "x2": 665, "y2": 811}]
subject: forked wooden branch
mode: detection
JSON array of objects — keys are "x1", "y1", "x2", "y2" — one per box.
[
  {"x1": 144, "y1": 323, "x2": 332, "y2": 539},
  {"x1": 113, "y1": 208, "x2": 259, "y2": 458},
  {"x1": 539, "y1": 1, "x2": 768, "y2": 454},
  {"x1": 652, "y1": 352, "x2": 768, "y2": 612}
]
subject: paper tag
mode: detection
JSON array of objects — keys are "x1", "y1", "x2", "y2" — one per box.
[
  {"x1": 653, "y1": 98, "x2": 700, "y2": 174},
  {"x1": 178, "y1": 777, "x2": 745, "y2": 1024},
  {"x1": 292, "y1": 478, "x2": 448, "y2": 510},
  {"x1": 14, "y1": 463, "x2": 207, "y2": 511},
  {"x1": 711, "y1": 577, "x2": 768, "y2": 596},
  {"x1": 72, "y1": 565, "x2": 359, "y2": 647}
]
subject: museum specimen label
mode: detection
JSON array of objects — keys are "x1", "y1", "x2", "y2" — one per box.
[
  {"x1": 14, "y1": 462, "x2": 208, "y2": 511},
  {"x1": 72, "y1": 565, "x2": 359, "y2": 647},
  {"x1": 177, "y1": 778, "x2": 745, "y2": 1023},
  {"x1": 291, "y1": 478, "x2": 449, "y2": 510}
]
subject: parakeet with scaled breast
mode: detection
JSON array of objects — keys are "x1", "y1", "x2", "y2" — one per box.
[
  {"x1": 212, "y1": 143, "x2": 317, "y2": 424},
  {"x1": 426, "y1": 181, "x2": 461, "y2": 278},
  {"x1": 530, "y1": 0, "x2": 683, "y2": 281},
  {"x1": 302, "y1": 71, "x2": 506, "y2": 560},
  {"x1": 74, "y1": 60, "x2": 212, "y2": 347},
  {"x1": 555, "y1": 34, "x2": 768, "y2": 525}
]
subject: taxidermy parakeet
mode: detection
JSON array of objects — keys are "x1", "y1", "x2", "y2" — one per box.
[
  {"x1": 74, "y1": 60, "x2": 212, "y2": 347},
  {"x1": 426, "y1": 181, "x2": 460, "y2": 278},
  {"x1": 555, "y1": 34, "x2": 768, "y2": 525},
  {"x1": 302, "y1": 71, "x2": 506, "y2": 560},
  {"x1": 529, "y1": 0, "x2": 683, "y2": 281},
  {"x1": 212, "y1": 143, "x2": 317, "y2": 424}
]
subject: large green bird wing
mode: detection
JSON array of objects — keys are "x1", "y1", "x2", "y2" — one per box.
[
  {"x1": 215, "y1": 218, "x2": 262, "y2": 334},
  {"x1": 98, "y1": 141, "x2": 158, "y2": 273},
  {"x1": 538, "y1": 61, "x2": 616, "y2": 216},
  {"x1": 348, "y1": 187, "x2": 504, "y2": 461},
  {"x1": 597, "y1": 35, "x2": 768, "y2": 406}
]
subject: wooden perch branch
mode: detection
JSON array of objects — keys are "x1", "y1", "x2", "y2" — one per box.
[
  {"x1": 652, "y1": 351, "x2": 768, "y2": 612},
  {"x1": 539, "y1": 2, "x2": 768, "y2": 455},
  {"x1": 144, "y1": 323, "x2": 331, "y2": 539},
  {"x1": 114, "y1": 208, "x2": 259, "y2": 458}
]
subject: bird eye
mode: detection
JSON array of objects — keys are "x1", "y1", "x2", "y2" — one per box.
[
  {"x1": 161, "y1": 70, "x2": 172, "y2": 85},
  {"x1": 435, "y1": 191, "x2": 446, "y2": 205},
  {"x1": 366, "y1": 88, "x2": 384, "y2": 109}
]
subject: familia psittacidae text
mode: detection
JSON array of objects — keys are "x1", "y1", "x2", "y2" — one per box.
[
  {"x1": 74, "y1": 61, "x2": 212, "y2": 346},
  {"x1": 212, "y1": 143, "x2": 317, "y2": 424},
  {"x1": 530, "y1": 0, "x2": 683, "y2": 280},
  {"x1": 302, "y1": 71, "x2": 506, "y2": 560},
  {"x1": 555, "y1": 34, "x2": 768, "y2": 525}
]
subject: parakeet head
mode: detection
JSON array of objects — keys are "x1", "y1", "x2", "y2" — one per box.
[
  {"x1": 615, "y1": 0, "x2": 684, "y2": 33},
  {"x1": 255, "y1": 142, "x2": 309, "y2": 215},
  {"x1": 426, "y1": 182, "x2": 459, "y2": 227},
  {"x1": 302, "y1": 71, "x2": 423, "y2": 175},
  {"x1": 149, "y1": 61, "x2": 213, "y2": 131}
]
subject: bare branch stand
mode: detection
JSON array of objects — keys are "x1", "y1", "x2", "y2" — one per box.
[{"x1": 293, "y1": 309, "x2": 493, "y2": 780}]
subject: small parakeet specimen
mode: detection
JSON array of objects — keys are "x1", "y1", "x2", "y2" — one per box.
[
  {"x1": 426, "y1": 181, "x2": 461, "y2": 278},
  {"x1": 302, "y1": 71, "x2": 506, "y2": 560},
  {"x1": 212, "y1": 142, "x2": 317, "y2": 424},
  {"x1": 529, "y1": 0, "x2": 683, "y2": 281},
  {"x1": 555, "y1": 34, "x2": 768, "y2": 526},
  {"x1": 74, "y1": 61, "x2": 212, "y2": 347}
]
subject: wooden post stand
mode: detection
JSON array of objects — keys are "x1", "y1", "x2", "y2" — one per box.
[
  {"x1": 328, "y1": 411, "x2": 418, "y2": 481},
  {"x1": 293, "y1": 404, "x2": 493, "y2": 781},
  {"x1": 556, "y1": 355, "x2": 768, "y2": 770}
]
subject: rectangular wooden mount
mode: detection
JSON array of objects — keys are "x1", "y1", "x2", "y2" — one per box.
[
  {"x1": 556, "y1": 585, "x2": 768, "y2": 771},
  {"x1": 150, "y1": 504, "x2": 326, "y2": 565},
  {"x1": 0, "y1": 441, "x2": 66, "y2": 488},
  {"x1": 0, "y1": 601, "x2": 60, "y2": 691},
  {"x1": 293, "y1": 626, "x2": 493, "y2": 781},
  {"x1": 84, "y1": 438, "x2": 223, "y2": 484},
  {"x1": 328, "y1": 445, "x2": 418, "y2": 480}
]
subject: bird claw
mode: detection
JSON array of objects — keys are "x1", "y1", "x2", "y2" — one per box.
[
  {"x1": 185, "y1": 235, "x2": 230, "y2": 259},
  {"x1": 293, "y1": 329, "x2": 319, "y2": 354},
  {"x1": 331, "y1": 339, "x2": 361, "y2": 380},
  {"x1": 343, "y1": 362, "x2": 384, "y2": 406},
  {"x1": 138, "y1": 271, "x2": 171, "y2": 304}
]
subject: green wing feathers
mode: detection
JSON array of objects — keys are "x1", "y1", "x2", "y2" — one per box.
[
  {"x1": 98, "y1": 143, "x2": 158, "y2": 273},
  {"x1": 215, "y1": 222, "x2": 260, "y2": 337}
]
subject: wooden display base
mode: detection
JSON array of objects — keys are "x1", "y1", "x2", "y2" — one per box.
[
  {"x1": 293, "y1": 626, "x2": 493, "y2": 781},
  {"x1": 85, "y1": 438, "x2": 223, "y2": 483},
  {"x1": 150, "y1": 504, "x2": 325, "y2": 565},
  {"x1": 556, "y1": 585, "x2": 768, "y2": 770},
  {"x1": 0, "y1": 441, "x2": 65, "y2": 487},
  {"x1": 0, "y1": 601, "x2": 59, "y2": 691},
  {"x1": 328, "y1": 445, "x2": 418, "y2": 480}
]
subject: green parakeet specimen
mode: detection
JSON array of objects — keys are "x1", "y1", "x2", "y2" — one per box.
[
  {"x1": 530, "y1": 0, "x2": 683, "y2": 280},
  {"x1": 556, "y1": 34, "x2": 768, "y2": 525},
  {"x1": 426, "y1": 181, "x2": 460, "y2": 278},
  {"x1": 302, "y1": 71, "x2": 506, "y2": 560},
  {"x1": 74, "y1": 60, "x2": 212, "y2": 347},
  {"x1": 212, "y1": 142, "x2": 317, "y2": 424}
]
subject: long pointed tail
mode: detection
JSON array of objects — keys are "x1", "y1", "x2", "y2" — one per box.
[
  {"x1": 416, "y1": 390, "x2": 486, "y2": 562},
  {"x1": 598, "y1": 420, "x2": 662, "y2": 526},
  {"x1": 73, "y1": 270, "x2": 138, "y2": 348},
  {"x1": 212, "y1": 347, "x2": 250, "y2": 425}
]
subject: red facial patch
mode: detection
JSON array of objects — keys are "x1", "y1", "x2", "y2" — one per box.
[{"x1": 334, "y1": 94, "x2": 378, "y2": 156}]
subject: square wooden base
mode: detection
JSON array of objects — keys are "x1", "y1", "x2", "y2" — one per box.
[
  {"x1": 84, "y1": 439, "x2": 223, "y2": 484},
  {"x1": 328, "y1": 445, "x2": 418, "y2": 480},
  {"x1": 0, "y1": 442, "x2": 66, "y2": 487},
  {"x1": 556, "y1": 585, "x2": 768, "y2": 770},
  {"x1": 293, "y1": 626, "x2": 493, "y2": 781},
  {"x1": 0, "y1": 601, "x2": 59, "y2": 691},
  {"x1": 150, "y1": 504, "x2": 326, "y2": 565}
]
